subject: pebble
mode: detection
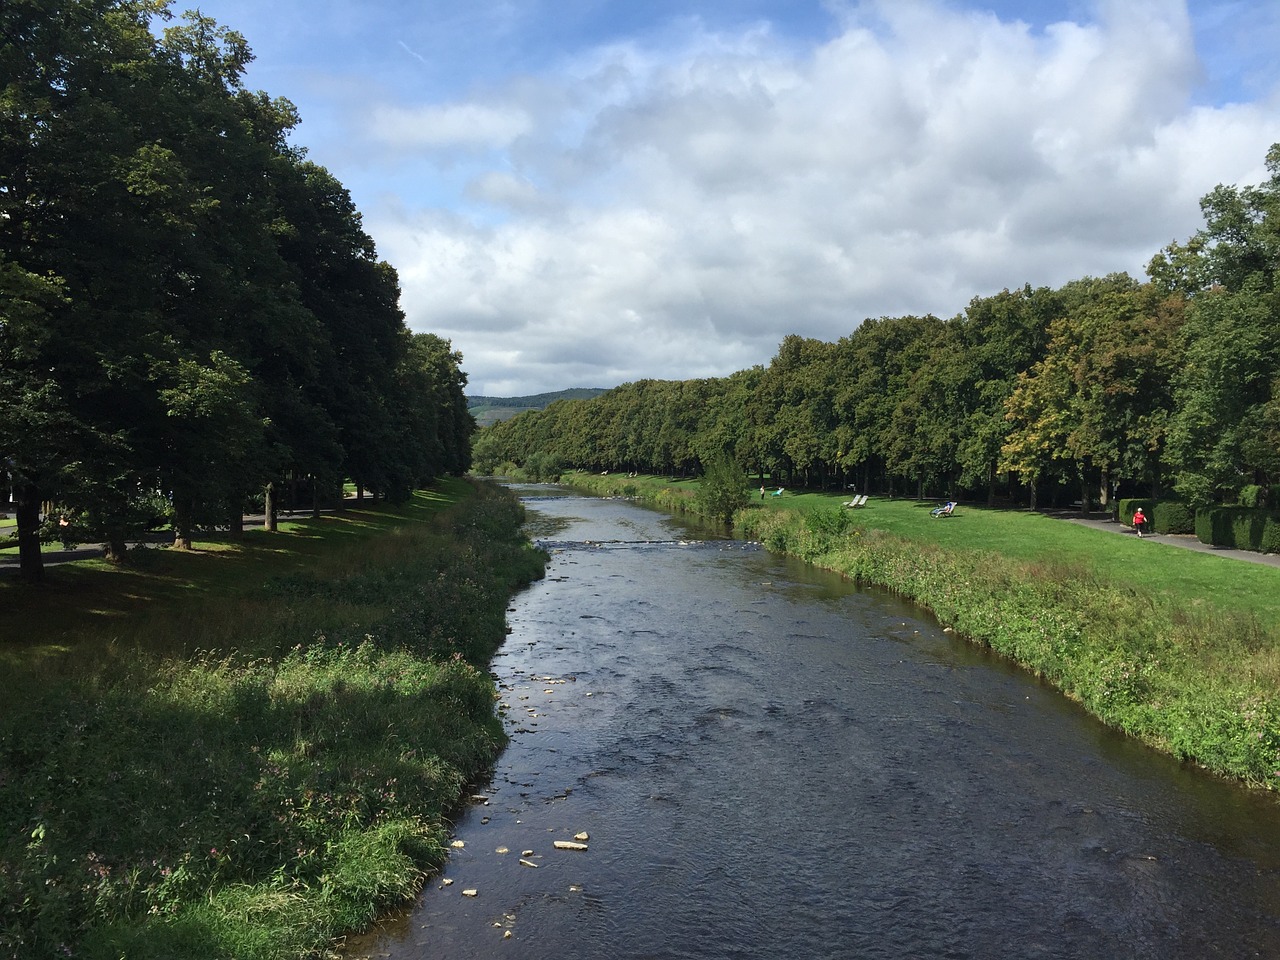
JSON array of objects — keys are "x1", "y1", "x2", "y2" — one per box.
[
  {"x1": 554, "y1": 840, "x2": 588, "y2": 851},
  {"x1": 462, "y1": 889, "x2": 478, "y2": 898},
  {"x1": 451, "y1": 840, "x2": 465, "y2": 848},
  {"x1": 519, "y1": 858, "x2": 539, "y2": 868}
]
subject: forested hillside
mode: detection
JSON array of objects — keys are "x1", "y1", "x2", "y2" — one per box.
[
  {"x1": 1, "y1": 2, "x2": 473, "y2": 583},
  {"x1": 474, "y1": 145, "x2": 1280, "y2": 512},
  {"x1": 468, "y1": 388, "x2": 607, "y2": 426}
]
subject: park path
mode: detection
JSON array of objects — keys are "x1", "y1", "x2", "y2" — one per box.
[{"x1": 1047, "y1": 510, "x2": 1280, "y2": 569}]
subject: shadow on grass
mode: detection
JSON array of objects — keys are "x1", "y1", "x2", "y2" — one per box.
[{"x1": 0, "y1": 484, "x2": 466, "y2": 665}]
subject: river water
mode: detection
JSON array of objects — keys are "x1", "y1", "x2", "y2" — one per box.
[{"x1": 347, "y1": 487, "x2": 1280, "y2": 959}]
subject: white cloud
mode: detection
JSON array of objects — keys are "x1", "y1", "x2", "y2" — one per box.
[
  {"x1": 369, "y1": 102, "x2": 533, "y2": 150},
  {"x1": 365, "y1": 0, "x2": 1278, "y2": 396}
]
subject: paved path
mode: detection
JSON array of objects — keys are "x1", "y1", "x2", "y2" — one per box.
[{"x1": 1045, "y1": 511, "x2": 1280, "y2": 569}]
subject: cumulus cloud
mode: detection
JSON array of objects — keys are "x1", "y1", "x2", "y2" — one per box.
[{"x1": 365, "y1": 0, "x2": 1278, "y2": 396}]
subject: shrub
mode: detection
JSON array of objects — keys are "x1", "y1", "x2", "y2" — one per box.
[
  {"x1": 1152, "y1": 500, "x2": 1195, "y2": 535},
  {"x1": 1240, "y1": 484, "x2": 1267, "y2": 508},
  {"x1": 1196, "y1": 506, "x2": 1280, "y2": 551},
  {"x1": 694, "y1": 454, "x2": 751, "y2": 524},
  {"x1": 1263, "y1": 517, "x2": 1280, "y2": 555}
]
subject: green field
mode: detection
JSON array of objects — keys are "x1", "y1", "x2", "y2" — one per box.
[
  {"x1": 1, "y1": 483, "x2": 464, "y2": 662},
  {"x1": 569, "y1": 472, "x2": 1280, "y2": 628},
  {"x1": 0, "y1": 479, "x2": 548, "y2": 959}
]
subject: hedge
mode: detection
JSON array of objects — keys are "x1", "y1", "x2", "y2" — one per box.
[
  {"x1": 1195, "y1": 506, "x2": 1280, "y2": 553},
  {"x1": 1116, "y1": 498, "x2": 1196, "y2": 536}
]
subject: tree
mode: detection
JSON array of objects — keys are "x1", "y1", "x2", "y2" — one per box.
[
  {"x1": 1149, "y1": 144, "x2": 1280, "y2": 505},
  {"x1": 695, "y1": 452, "x2": 750, "y2": 524},
  {"x1": 155, "y1": 351, "x2": 265, "y2": 548},
  {"x1": 953, "y1": 286, "x2": 1057, "y2": 504},
  {"x1": 1165, "y1": 279, "x2": 1279, "y2": 505}
]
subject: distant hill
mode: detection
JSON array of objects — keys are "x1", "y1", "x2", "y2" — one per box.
[{"x1": 467, "y1": 388, "x2": 608, "y2": 427}]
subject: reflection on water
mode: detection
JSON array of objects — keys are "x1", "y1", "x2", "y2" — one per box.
[{"x1": 345, "y1": 490, "x2": 1280, "y2": 960}]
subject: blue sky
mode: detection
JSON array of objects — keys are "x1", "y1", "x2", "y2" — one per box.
[{"x1": 177, "y1": 0, "x2": 1279, "y2": 396}]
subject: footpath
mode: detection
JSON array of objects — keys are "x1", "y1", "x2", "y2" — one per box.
[{"x1": 1044, "y1": 510, "x2": 1280, "y2": 569}]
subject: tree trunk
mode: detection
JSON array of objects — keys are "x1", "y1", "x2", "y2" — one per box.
[
  {"x1": 103, "y1": 533, "x2": 128, "y2": 564},
  {"x1": 1079, "y1": 469, "x2": 1091, "y2": 515},
  {"x1": 311, "y1": 475, "x2": 321, "y2": 519},
  {"x1": 987, "y1": 460, "x2": 997, "y2": 507},
  {"x1": 264, "y1": 482, "x2": 277, "y2": 532},
  {"x1": 172, "y1": 496, "x2": 194, "y2": 550},
  {"x1": 15, "y1": 484, "x2": 44, "y2": 584},
  {"x1": 1099, "y1": 466, "x2": 1111, "y2": 511}
]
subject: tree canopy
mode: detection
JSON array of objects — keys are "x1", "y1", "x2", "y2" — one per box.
[
  {"x1": 476, "y1": 144, "x2": 1280, "y2": 513},
  {"x1": 1, "y1": 1, "x2": 473, "y2": 580}
]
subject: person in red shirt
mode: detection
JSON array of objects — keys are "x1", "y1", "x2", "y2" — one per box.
[{"x1": 1132, "y1": 507, "x2": 1147, "y2": 537}]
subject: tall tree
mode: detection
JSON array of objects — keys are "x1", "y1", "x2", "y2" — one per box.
[
  {"x1": 1165, "y1": 279, "x2": 1279, "y2": 505},
  {"x1": 953, "y1": 286, "x2": 1057, "y2": 504}
]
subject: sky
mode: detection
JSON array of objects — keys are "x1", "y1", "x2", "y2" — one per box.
[{"x1": 176, "y1": 0, "x2": 1279, "y2": 397}]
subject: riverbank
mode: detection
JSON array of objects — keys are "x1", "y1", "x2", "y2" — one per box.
[
  {"x1": 562, "y1": 472, "x2": 1280, "y2": 789},
  {"x1": 0, "y1": 480, "x2": 548, "y2": 960}
]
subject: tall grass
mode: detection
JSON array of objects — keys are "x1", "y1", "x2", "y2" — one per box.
[
  {"x1": 0, "y1": 480, "x2": 547, "y2": 959},
  {"x1": 737, "y1": 506, "x2": 1280, "y2": 787}
]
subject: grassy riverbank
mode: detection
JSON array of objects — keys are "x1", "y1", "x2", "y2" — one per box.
[
  {"x1": 564, "y1": 471, "x2": 1280, "y2": 788},
  {"x1": 0, "y1": 480, "x2": 547, "y2": 959}
]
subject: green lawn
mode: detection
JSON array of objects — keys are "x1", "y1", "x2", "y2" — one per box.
[
  {"x1": 0, "y1": 479, "x2": 468, "y2": 666},
  {"x1": 568, "y1": 473, "x2": 1280, "y2": 630}
]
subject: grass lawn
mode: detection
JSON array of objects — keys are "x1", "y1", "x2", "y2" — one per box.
[
  {"x1": 0, "y1": 479, "x2": 469, "y2": 670},
  {"x1": 569, "y1": 473, "x2": 1280, "y2": 630},
  {"x1": 0, "y1": 478, "x2": 546, "y2": 959}
]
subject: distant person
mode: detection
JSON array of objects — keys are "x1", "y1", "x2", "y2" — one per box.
[
  {"x1": 761, "y1": 485, "x2": 766, "y2": 500},
  {"x1": 1132, "y1": 506, "x2": 1146, "y2": 537}
]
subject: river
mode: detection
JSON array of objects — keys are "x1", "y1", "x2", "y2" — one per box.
[{"x1": 346, "y1": 487, "x2": 1280, "y2": 959}]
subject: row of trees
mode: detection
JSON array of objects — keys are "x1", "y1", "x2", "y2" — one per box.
[
  {"x1": 2, "y1": 1, "x2": 473, "y2": 582},
  {"x1": 475, "y1": 145, "x2": 1280, "y2": 511}
]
